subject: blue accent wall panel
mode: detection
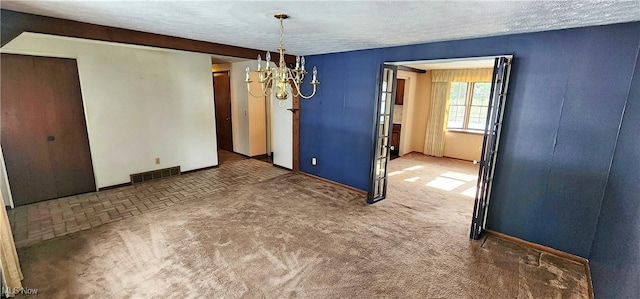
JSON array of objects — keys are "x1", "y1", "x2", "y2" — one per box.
[
  {"x1": 301, "y1": 49, "x2": 382, "y2": 190},
  {"x1": 299, "y1": 22, "x2": 640, "y2": 258},
  {"x1": 538, "y1": 26, "x2": 640, "y2": 257},
  {"x1": 589, "y1": 45, "x2": 640, "y2": 299}
]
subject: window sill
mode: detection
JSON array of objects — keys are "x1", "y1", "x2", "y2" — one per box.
[{"x1": 447, "y1": 129, "x2": 485, "y2": 135}]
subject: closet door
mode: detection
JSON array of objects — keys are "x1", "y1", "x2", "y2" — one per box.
[
  {"x1": 1, "y1": 54, "x2": 58, "y2": 205},
  {"x1": 1, "y1": 54, "x2": 96, "y2": 206},
  {"x1": 36, "y1": 56, "x2": 96, "y2": 198}
]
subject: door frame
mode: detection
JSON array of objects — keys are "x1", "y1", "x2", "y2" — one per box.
[{"x1": 376, "y1": 55, "x2": 513, "y2": 229}]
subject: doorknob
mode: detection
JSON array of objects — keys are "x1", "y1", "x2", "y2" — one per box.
[
  {"x1": 47, "y1": 135, "x2": 55, "y2": 141},
  {"x1": 226, "y1": 117, "x2": 230, "y2": 121}
]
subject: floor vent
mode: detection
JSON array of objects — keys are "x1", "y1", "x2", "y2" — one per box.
[{"x1": 130, "y1": 166, "x2": 180, "y2": 184}]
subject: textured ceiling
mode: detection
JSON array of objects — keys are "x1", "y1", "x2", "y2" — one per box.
[{"x1": 2, "y1": 1, "x2": 639, "y2": 56}]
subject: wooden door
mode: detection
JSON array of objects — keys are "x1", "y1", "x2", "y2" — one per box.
[
  {"x1": 1, "y1": 54, "x2": 96, "y2": 206},
  {"x1": 213, "y1": 72, "x2": 233, "y2": 151}
]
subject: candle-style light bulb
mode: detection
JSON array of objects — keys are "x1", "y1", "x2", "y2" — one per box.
[
  {"x1": 301, "y1": 56, "x2": 306, "y2": 71},
  {"x1": 266, "y1": 51, "x2": 271, "y2": 64},
  {"x1": 245, "y1": 66, "x2": 250, "y2": 81},
  {"x1": 257, "y1": 54, "x2": 262, "y2": 70},
  {"x1": 312, "y1": 66, "x2": 317, "y2": 80},
  {"x1": 295, "y1": 56, "x2": 300, "y2": 70}
]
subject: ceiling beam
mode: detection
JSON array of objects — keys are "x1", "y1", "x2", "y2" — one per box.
[
  {"x1": 0, "y1": 9, "x2": 296, "y2": 64},
  {"x1": 396, "y1": 65, "x2": 427, "y2": 74}
]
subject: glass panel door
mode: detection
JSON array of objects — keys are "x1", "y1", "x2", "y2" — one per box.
[
  {"x1": 470, "y1": 57, "x2": 512, "y2": 239},
  {"x1": 368, "y1": 64, "x2": 397, "y2": 204}
]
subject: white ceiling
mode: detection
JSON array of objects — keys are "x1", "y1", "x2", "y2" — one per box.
[
  {"x1": 2, "y1": 1, "x2": 639, "y2": 56},
  {"x1": 393, "y1": 56, "x2": 498, "y2": 70}
]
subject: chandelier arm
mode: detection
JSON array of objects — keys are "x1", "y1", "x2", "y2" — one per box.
[
  {"x1": 247, "y1": 76, "x2": 272, "y2": 98},
  {"x1": 291, "y1": 85, "x2": 301, "y2": 98},
  {"x1": 248, "y1": 85, "x2": 269, "y2": 99},
  {"x1": 298, "y1": 85, "x2": 318, "y2": 100},
  {"x1": 287, "y1": 69, "x2": 302, "y2": 97}
]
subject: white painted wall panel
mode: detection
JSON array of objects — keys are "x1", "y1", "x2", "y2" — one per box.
[{"x1": 271, "y1": 89, "x2": 293, "y2": 169}]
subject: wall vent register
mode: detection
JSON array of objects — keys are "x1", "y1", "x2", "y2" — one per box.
[{"x1": 130, "y1": 166, "x2": 180, "y2": 184}]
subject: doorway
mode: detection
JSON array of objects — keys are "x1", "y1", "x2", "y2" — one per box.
[
  {"x1": 1, "y1": 54, "x2": 96, "y2": 206},
  {"x1": 390, "y1": 78, "x2": 405, "y2": 160},
  {"x1": 367, "y1": 56, "x2": 512, "y2": 239},
  {"x1": 213, "y1": 71, "x2": 233, "y2": 152}
]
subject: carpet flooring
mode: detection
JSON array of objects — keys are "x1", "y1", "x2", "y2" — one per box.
[{"x1": 12, "y1": 154, "x2": 589, "y2": 298}]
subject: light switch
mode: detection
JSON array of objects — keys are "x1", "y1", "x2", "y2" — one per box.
[{"x1": 311, "y1": 157, "x2": 317, "y2": 166}]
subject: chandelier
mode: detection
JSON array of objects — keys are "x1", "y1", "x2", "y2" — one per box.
[{"x1": 244, "y1": 14, "x2": 319, "y2": 105}]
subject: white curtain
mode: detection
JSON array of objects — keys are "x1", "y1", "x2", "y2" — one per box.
[
  {"x1": 423, "y1": 82, "x2": 450, "y2": 157},
  {"x1": 431, "y1": 68, "x2": 493, "y2": 83},
  {"x1": 1, "y1": 196, "x2": 23, "y2": 297},
  {"x1": 423, "y1": 68, "x2": 493, "y2": 157}
]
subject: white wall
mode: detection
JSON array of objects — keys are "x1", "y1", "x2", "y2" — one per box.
[
  {"x1": 397, "y1": 71, "x2": 417, "y2": 156},
  {"x1": 271, "y1": 88, "x2": 293, "y2": 169},
  {"x1": 229, "y1": 61, "x2": 252, "y2": 156},
  {"x1": 443, "y1": 132, "x2": 483, "y2": 161},
  {"x1": 396, "y1": 71, "x2": 432, "y2": 155},
  {"x1": 229, "y1": 61, "x2": 269, "y2": 157},
  {"x1": 248, "y1": 72, "x2": 267, "y2": 156},
  {"x1": 1, "y1": 33, "x2": 218, "y2": 194},
  {"x1": 410, "y1": 72, "x2": 432, "y2": 152}
]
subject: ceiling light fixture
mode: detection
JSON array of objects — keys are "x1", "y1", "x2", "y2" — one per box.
[{"x1": 244, "y1": 14, "x2": 319, "y2": 106}]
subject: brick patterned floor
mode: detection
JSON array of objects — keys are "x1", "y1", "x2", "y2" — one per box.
[{"x1": 7, "y1": 159, "x2": 289, "y2": 248}]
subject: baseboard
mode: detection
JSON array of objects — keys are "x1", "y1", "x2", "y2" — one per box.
[
  {"x1": 442, "y1": 156, "x2": 476, "y2": 163},
  {"x1": 251, "y1": 153, "x2": 270, "y2": 160},
  {"x1": 297, "y1": 171, "x2": 367, "y2": 195},
  {"x1": 98, "y1": 182, "x2": 132, "y2": 191},
  {"x1": 584, "y1": 260, "x2": 594, "y2": 299},
  {"x1": 181, "y1": 165, "x2": 219, "y2": 175},
  {"x1": 403, "y1": 151, "x2": 476, "y2": 164},
  {"x1": 484, "y1": 229, "x2": 594, "y2": 299},
  {"x1": 272, "y1": 164, "x2": 291, "y2": 171}
]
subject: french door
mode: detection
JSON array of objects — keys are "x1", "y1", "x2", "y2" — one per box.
[
  {"x1": 470, "y1": 57, "x2": 512, "y2": 239},
  {"x1": 367, "y1": 64, "x2": 398, "y2": 204}
]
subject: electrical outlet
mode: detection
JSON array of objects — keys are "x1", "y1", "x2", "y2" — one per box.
[
  {"x1": 155, "y1": 158, "x2": 160, "y2": 165},
  {"x1": 311, "y1": 157, "x2": 317, "y2": 166}
]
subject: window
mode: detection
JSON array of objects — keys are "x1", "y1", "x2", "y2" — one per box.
[{"x1": 447, "y1": 82, "x2": 491, "y2": 132}]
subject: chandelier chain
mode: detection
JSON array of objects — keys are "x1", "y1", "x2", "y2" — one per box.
[{"x1": 279, "y1": 18, "x2": 284, "y2": 49}]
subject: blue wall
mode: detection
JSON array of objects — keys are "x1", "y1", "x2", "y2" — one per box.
[
  {"x1": 589, "y1": 47, "x2": 640, "y2": 298},
  {"x1": 300, "y1": 22, "x2": 640, "y2": 259}
]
